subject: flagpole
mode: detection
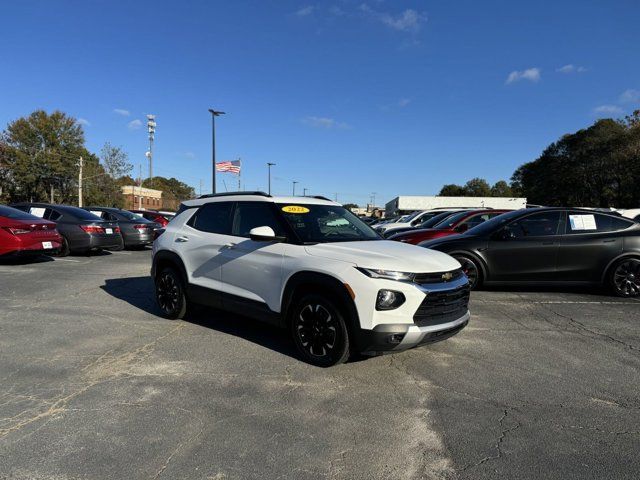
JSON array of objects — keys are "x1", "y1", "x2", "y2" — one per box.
[{"x1": 238, "y1": 157, "x2": 241, "y2": 191}]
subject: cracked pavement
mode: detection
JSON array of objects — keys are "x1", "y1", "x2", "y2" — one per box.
[{"x1": 1, "y1": 250, "x2": 639, "y2": 479}]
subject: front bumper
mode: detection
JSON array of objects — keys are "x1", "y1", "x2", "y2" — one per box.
[{"x1": 356, "y1": 311, "x2": 469, "y2": 354}]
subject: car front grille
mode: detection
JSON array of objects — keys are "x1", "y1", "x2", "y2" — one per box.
[
  {"x1": 414, "y1": 268, "x2": 464, "y2": 285},
  {"x1": 413, "y1": 284, "x2": 470, "y2": 327}
]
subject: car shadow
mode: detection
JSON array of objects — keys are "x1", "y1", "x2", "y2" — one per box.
[
  {"x1": 0, "y1": 254, "x2": 56, "y2": 265},
  {"x1": 101, "y1": 276, "x2": 300, "y2": 361},
  {"x1": 479, "y1": 284, "x2": 612, "y2": 298}
]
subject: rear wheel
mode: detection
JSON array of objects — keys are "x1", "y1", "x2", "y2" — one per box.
[
  {"x1": 57, "y1": 236, "x2": 70, "y2": 257},
  {"x1": 454, "y1": 254, "x2": 482, "y2": 289},
  {"x1": 290, "y1": 294, "x2": 350, "y2": 367},
  {"x1": 610, "y1": 258, "x2": 640, "y2": 297},
  {"x1": 155, "y1": 267, "x2": 188, "y2": 319}
]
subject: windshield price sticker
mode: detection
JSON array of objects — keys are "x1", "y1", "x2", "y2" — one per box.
[
  {"x1": 569, "y1": 214, "x2": 597, "y2": 231},
  {"x1": 30, "y1": 207, "x2": 46, "y2": 218},
  {"x1": 282, "y1": 206, "x2": 310, "y2": 214}
]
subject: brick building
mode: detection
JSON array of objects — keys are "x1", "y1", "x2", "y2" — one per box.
[{"x1": 121, "y1": 186, "x2": 163, "y2": 210}]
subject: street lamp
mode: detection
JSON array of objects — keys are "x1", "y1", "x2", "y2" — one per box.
[
  {"x1": 303, "y1": 187, "x2": 308, "y2": 196},
  {"x1": 292, "y1": 181, "x2": 298, "y2": 196},
  {"x1": 267, "y1": 163, "x2": 276, "y2": 195},
  {"x1": 146, "y1": 114, "x2": 156, "y2": 180},
  {"x1": 208, "y1": 109, "x2": 225, "y2": 194}
]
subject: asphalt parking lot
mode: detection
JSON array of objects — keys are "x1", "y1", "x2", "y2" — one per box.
[{"x1": 1, "y1": 250, "x2": 639, "y2": 480}]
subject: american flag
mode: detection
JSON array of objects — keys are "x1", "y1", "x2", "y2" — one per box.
[{"x1": 215, "y1": 160, "x2": 241, "y2": 174}]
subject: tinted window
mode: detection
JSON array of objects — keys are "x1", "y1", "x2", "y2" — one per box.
[
  {"x1": 232, "y1": 202, "x2": 285, "y2": 237},
  {"x1": 506, "y1": 211, "x2": 562, "y2": 237},
  {"x1": 0, "y1": 205, "x2": 41, "y2": 220},
  {"x1": 188, "y1": 202, "x2": 233, "y2": 234},
  {"x1": 565, "y1": 212, "x2": 634, "y2": 234},
  {"x1": 462, "y1": 212, "x2": 504, "y2": 229},
  {"x1": 58, "y1": 206, "x2": 102, "y2": 220},
  {"x1": 47, "y1": 209, "x2": 62, "y2": 221}
]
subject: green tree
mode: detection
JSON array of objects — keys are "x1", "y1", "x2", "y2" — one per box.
[
  {"x1": 439, "y1": 184, "x2": 466, "y2": 196},
  {"x1": 463, "y1": 177, "x2": 492, "y2": 197},
  {"x1": 490, "y1": 180, "x2": 513, "y2": 197},
  {"x1": 0, "y1": 110, "x2": 85, "y2": 202},
  {"x1": 101, "y1": 143, "x2": 132, "y2": 179},
  {"x1": 142, "y1": 176, "x2": 196, "y2": 208},
  {"x1": 342, "y1": 203, "x2": 359, "y2": 210}
]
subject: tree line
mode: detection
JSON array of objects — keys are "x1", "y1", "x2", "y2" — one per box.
[
  {"x1": 439, "y1": 111, "x2": 640, "y2": 208},
  {"x1": 0, "y1": 110, "x2": 195, "y2": 208}
]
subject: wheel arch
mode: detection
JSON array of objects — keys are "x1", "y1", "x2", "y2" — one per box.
[
  {"x1": 447, "y1": 249, "x2": 489, "y2": 281},
  {"x1": 281, "y1": 271, "x2": 360, "y2": 334},
  {"x1": 601, "y1": 252, "x2": 640, "y2": 284},
  {"x1": 152, "y1": 250, "x2": 188, "y2": 285}
]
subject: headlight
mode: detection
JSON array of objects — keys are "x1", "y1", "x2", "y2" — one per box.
[{"x1": 357, "y1": 267, "x2": 415, "y2": 282}]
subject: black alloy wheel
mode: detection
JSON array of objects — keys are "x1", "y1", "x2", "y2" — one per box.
[
  {"x1": 455, "y1": 255, "x2": 481, "y2": 289},
  {"x1": 291, "y1": 294, "x2": 350, "y2": 367},
  {"x1": 156, "y1": 267, "x2": 188, "y2": 319},
  {"x1": 611, "y1": 258, "x2": 640, "y2": 297}
]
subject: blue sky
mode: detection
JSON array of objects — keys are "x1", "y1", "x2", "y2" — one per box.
[{"x1": 2, "y1": 1, "x2": 639, "y2": 206}]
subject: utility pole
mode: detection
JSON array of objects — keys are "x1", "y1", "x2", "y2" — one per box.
[
  {"x1": 78, "y1": 156, "x2": 84, "y2": 207},
  {"x1": 303, "y1": 187, "x2": 308, "y2": 196},
  {"x1": 208, "y1": 109, "x2": 225, "y2": 194},
  {"x1": 199, "y1": 179, "x2": 203, "y2": 197},
  {"x1": 138, "y1": 164, "x2": 143, "y2": 209},
  {"x1": 334, "y1": 193, "x2": 338, "y2": 202},
  {"x1": 267, "y1": 162, "x2": 275, "y2": 195},
  {"x1": 50, "y1": 184, "x2": 54, "y2": 203},
  {"x1": 292, "y1": 181, "x2": 298, "y2": 196},
  {"x1": 146, "y1": 115, "x2": 156, "y2": 180}
]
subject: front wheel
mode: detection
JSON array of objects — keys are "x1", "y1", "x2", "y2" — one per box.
[
  {"x1": 454, "y1": 254, "x2": 482, "y2": 290},
  {"x1": 609, "y1": 258, "x2": 640, "y2": 297},
  {"x1": 290, "y1": 294, "x2": 350, "y2": 367},
  {"x1": 155, "y1": 267, "x2": 188, "y2": 319}
]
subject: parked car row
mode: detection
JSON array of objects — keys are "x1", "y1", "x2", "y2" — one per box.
[{"x1": 0, "y1": 203, "x2": 173, "y2": 257}]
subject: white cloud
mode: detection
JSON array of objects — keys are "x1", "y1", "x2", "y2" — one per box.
[
  {"x1": 77, "y1": 118, "x2": 90, "y2": 126},
  {"x1": 127, "y1": 119, "x2": 143, "y2": 130},
  {"x1": 593, "y1": 105, "x2": 623, "y2": 116},
  {"x1": 302, "y1": 116, "x2": 350, "y2": 129},
  {"x1": 556, "y1": 64, "x2": 587, "y2": 74},
  {"x1": 295, "y1": 5, "x2": 315, "y2": 17},
  {"x1": 397, "y1": 98, "x2": 411, "y2": 107},
  {"x1": 360, "y1": 4, "x2": 427, "y2": 33},
  {"x1": 505, "y1": 68, "x2": 541, "y2": 84},
  {"x1": 113, "y1": 108, "x2": 131, "y2": 116},
  {"x1": 619, "y1": 89, "x2": 640, "y2": 104}
]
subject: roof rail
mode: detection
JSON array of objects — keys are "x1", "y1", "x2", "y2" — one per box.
[
  {"x1": 197, "y1": 191, "x2": 271, "y2": 199},
  {"x1": 305, "y1": 195, "x2": 333, "y2": 202}
]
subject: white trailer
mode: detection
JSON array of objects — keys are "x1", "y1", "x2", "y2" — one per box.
[{"x1": 385, "y1": 196, "x2": 527, "y2": 216}]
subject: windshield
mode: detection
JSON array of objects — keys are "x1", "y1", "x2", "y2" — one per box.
[
  {"x1": 465, "y1": 209, "x2": 525, "y2": 235},
  {"x1": 118, "y1": 210, "x2": 145, "y2": 221},
  {"x1": 420, "y1": 211, "x2": 458, "y2": 228},
  {"x1": 278, "y1": 204, "x2": 381, "y2": 243},
  {"x1": 402, "y1": 211, "x2": 421, "y2": 222}
]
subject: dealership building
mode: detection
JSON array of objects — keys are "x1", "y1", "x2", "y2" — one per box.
[{"x1": 385, "y1": 196, "x2": 527, "y2": 216}]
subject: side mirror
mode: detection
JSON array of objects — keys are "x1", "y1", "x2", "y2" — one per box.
[
  {"x1": 249, "y1": 226, "x2": 286, "y2": 242},
  {"x1": 493, "y1": 228, "x2": 513, "y2": 241}
]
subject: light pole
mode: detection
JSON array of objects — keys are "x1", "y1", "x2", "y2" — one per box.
[
  {"x1": 146, "y1": 114, "x2": 156, "y2": 180},
  {"x1": 303, "y1": 187, "x2": 308, "y2": 196},
  {"x1": 208, "y1": 109, "x2": 225, "y2": 194},
  {"x1": 267, "y1": 163, "x2": 276, "y2": 195},
  {"x1": 292, "y1": 181, "x2": 298, "y2": 196}
]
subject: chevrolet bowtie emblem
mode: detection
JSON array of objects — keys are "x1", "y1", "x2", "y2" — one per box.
[{"x1": 442, "y1": 272, "x2": 453, "y2": 281}]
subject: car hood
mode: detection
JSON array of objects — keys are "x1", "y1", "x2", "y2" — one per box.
[{"x1": 304, "y1": 240, "x2": 460, "y2": 272}]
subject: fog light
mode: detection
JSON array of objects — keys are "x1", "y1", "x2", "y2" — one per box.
[
  {"x1": 388, "y1": 333, "x2": 405, "y2": 344},
  {"x1": 376, "y1": 289, "x2": 406, "y2": 310}
]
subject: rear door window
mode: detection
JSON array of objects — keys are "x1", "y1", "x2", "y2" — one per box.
[
  {"x1": 231, "y1": 202, "x2": 286, "y2": 238},
  {"x1": 46, "y1": 209, "x2": 62, "y2": 221},
  {"x1": 566, "y1": 213, "x2": 634, "y2": 234},
  {"x1": 187, "y1": 202, "x2": 233, "y2": 234}
]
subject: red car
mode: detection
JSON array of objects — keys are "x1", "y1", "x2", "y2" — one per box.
[
  {"x1": 129, "y1": 210, "x2": 171, "y2": 227},
  {"x1": 388, "y1": 209, "x2": 512, "y2": 245},
  {"x1": 0, "y1": 205, "x2": 62, "y2": 257}
]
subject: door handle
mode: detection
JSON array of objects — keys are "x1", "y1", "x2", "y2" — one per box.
[
  {"x1": 603, "y1": 239, "x2": 616, "y2": 243},
  {"x1": 542, "y1": 241, "x2": 554, "y2": 245},
  {"x1": 224, "y1": 242, "x2": 237, "y2": 249},
  {"x1": 175, "y1": 236, "x2": 189, "y2": 243}
]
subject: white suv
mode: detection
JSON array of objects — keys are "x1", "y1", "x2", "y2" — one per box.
[{"x1": 152, "y1": 193, "x2": 470, "y2": 366}]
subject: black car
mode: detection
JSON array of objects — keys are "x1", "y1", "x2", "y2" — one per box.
[
  {"x1": 10, "y1": 203, "x2": 122, "y2": 256},
  {"x1": 84, "y1": 207, "x2": 160, "y2": 249},
  {"x1": 420, "y1": 208, "x2": 640, "y2": 297}
]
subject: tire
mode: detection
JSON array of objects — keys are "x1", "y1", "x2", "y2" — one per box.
[
  {"x1": 57, "y1": 236, "x2": 70, "y2": 257},
  {"x1": 454, "y1": 254, "x2": 482, "y2": 290},
  {"x1": 155, "y1": 267, "x2": 189, "y2": 319},
  {"x1": 290, "y1": 293, "x2": 351, "y2": 367},
  {"x1": 609, "y1": 258, "x2": 640, "y2": 298}
]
